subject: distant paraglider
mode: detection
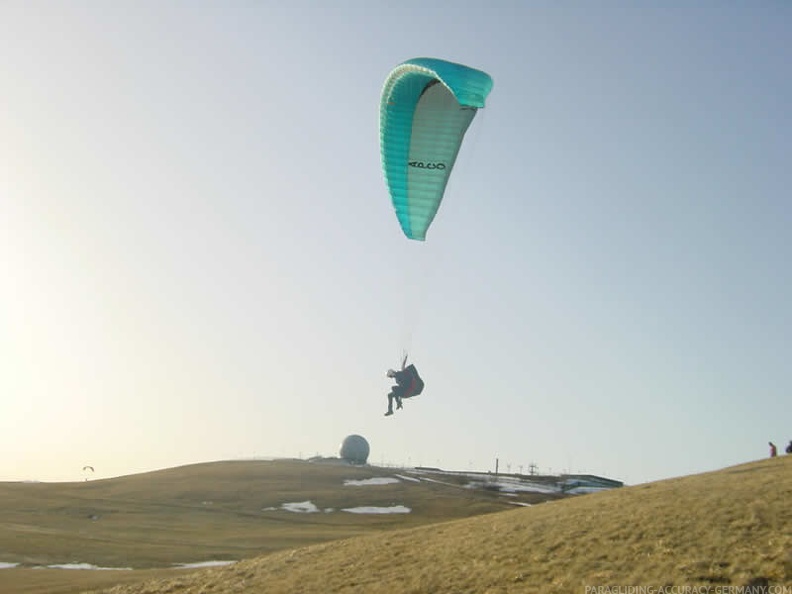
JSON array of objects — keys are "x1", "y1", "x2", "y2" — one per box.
[
  {"x1": 380, "y1": 57, "x2": 493, "y2": 241},
  {"x1": 82, "y1": 465, "x2": 94, "y2": 481}
]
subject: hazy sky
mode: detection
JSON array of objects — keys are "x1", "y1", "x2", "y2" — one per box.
[{"x1": 2, "y1": 1, "x2": 790, "y2": 484}]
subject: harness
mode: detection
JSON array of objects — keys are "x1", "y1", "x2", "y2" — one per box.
[{"x1": 401, "y1": 364, "x2": 424, "y2": 398}]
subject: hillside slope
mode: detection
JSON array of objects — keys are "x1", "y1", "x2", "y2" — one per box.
[
  {"x1": 0, "y1": 459, "x2": 538, "y2": 569},
  {"x1": 0, "y1": 459, "x2": 558, "y2": 593},
  {"x1": 94, "y1": 457, "x2": 791, "y2": 593}
]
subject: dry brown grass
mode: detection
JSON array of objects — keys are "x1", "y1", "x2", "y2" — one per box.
[
  {"x1": 87, "y1": 456, "x2": 791, "y2": 593},
  {"x1": 0, "y1": 568, "x2": 199, "y2": 594},
  {"x1": 0, "y1": 459, "x2": 532, "y2": 593}
]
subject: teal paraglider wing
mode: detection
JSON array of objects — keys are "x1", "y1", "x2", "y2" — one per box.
[{"x1": 380, "y1": 58, "x2": 493, "y2": 241}]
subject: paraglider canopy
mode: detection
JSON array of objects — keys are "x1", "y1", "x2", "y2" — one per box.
[{"x1": 380, "y1": 57, "x2": 493, "y2": 241}]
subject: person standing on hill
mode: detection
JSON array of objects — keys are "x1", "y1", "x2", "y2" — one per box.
[
  {"x1": 769, "y1": 442, "x2": 777, "y2": 457},
  {"x1": 785, "y1": 441, "x2": 792, "y2": 455}
]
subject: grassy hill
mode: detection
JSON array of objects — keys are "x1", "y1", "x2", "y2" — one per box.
[
  {"x1": 96, "y1": 456, "x2": 791, "y2": 593},
  {"x1": 2, "y1": 457, "x2": 789, "y2": 593},
  {"x1": 0, "y1": 458, "x2": 551, "y2": 594}
]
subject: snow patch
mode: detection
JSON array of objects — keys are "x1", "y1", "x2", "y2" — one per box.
[
  {"x1": 281, "y1": 501, "x2": 320, "y2": 513},
  {"x1": 342, "y1": 505, "x2": 411, "y2": 514},
  {"x1": 44, "y1": 563, "x2": 132, "y2": 570},
  {"x1": 566, "y1": 486, "x2": 610, "y2": 495},
  {"x1": 175, "y1": 561, "x2": 236, "y2": 569},
  {"x1": 343, "y1": 477, "x2": 400, "y2": 486},
  {"x1": 394, "y1": 474, "x2": 421, "y2": 483},
  {"x1": 0, "y1": 562, "x2": 19, "y2": 569},
  {"x1": 466, "y1": 479, "x2": 558, "y2": 494}
]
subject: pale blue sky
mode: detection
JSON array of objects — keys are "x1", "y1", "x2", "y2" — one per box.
[{"x1": 2, "y1": 1, "x2": 790, "y2": 484}]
